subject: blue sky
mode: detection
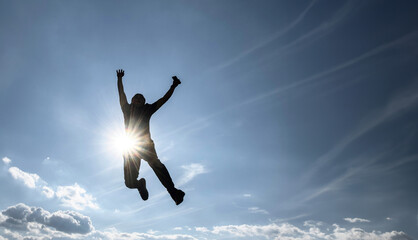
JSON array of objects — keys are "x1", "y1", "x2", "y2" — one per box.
[{"x1": 1, "y1": 0, "x2": 418, "y2": 239}]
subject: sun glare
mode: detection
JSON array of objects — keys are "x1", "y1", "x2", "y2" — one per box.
[{"x1": 111, "y1": 131, "x2": 139, "y2": 156}]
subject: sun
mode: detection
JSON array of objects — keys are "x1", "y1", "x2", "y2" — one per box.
[
  {"x1": 110, "y1": 130, "x2": 140, "y2": 156},
  {"x1": 101, "y1": 120, "x2": 142, "y2": 158}
]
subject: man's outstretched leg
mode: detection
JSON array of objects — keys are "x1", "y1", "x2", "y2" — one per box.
[
  {"x1": 143, "y1": 142, "x2": 185, "y2": 205},
  {"x1": 149, "y1": 160, "x2": 185, "y2": 205},
  {"x1": 123, "y1": 155, "x2": 149, "y2": 200}
]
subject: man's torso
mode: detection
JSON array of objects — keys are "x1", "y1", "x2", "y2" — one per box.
[{"x1": 122, "y1": 103, "x2": 156, "y2": 140}]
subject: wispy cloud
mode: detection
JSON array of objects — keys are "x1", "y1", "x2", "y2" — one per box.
[
  {"x1": 178, "y1": 163, "x2": 208, "y2": 186},
  {"x1": 299, "y1": 138, "x2": 418, "y2": 203},
  {"x1": 305, "y1": 79, "x2": 418, "y2": 181},
  {"x1": 227, "y1": 1, "x2": 353, "y2": 77},
  {"x1": 42, "y1": 156, "x2": 61, "y2": 166},
  {"x1": 248, "y1": 207, "x2": 269, "y2": 215},
  {"x1": 239, "y1": 30, "x2": 418, "y2": 109},
  {"x1": 251, "y1": 1, "x2": 354, "y2": 68},
  {"x1": 298, "y1": 84, "x2": 418, "y2": 202},
  {"x1": 273, "y1": 214, "x2": 310, "y2": 223},
  {"x1": 301, "y1": 150, "x2": 390, "y2": 202},
  {"x1": 210, "y1": 0, "x2": 317, "y2": 72},
  {"x1": 367, "y1": 154, "x2": 418, "y2": 177},
  {"x1": 158, "y1": 141, "x2": 175, "y2": 154},
  {"x1": 344, "y1": 217, "x2": 370, "y2": 223},
  {"x1": 2, "y1": 157, "x2": 11, "y2": 165},
  {"x1": 121, "y1": 207, "x2": 201, "y2": 230},
  {"x1": 167, "y1": 31, "x2": 418, "y2": 141},
  {"x1": 194, "y1": 227, "x2": 209, "y2": 233}
]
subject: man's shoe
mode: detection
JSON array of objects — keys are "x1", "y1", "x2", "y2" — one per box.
[
  {"x1": 169, "y1": 188, "x2": 185, "y2": 205},
  {"x1": 138, "y1": 178, "x2": 149, "y2": 201}
]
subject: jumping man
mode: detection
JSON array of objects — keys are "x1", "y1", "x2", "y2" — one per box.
[{"x1": 117, "y1": 69, "x2": 185, "y2": 205}]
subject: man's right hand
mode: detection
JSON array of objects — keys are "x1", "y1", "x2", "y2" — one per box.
[{"x1": 117, "y1": 69, "x2": 125, "y2": 78}]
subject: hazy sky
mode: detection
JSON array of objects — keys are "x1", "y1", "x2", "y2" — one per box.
[{"x1": 1, "y1": 1, "x2": 418, "y2": 239}]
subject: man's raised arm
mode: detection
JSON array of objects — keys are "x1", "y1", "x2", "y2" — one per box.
[
  {"x1": 117, "y1": 69, "x2": 128, "y2": 108},
  {"x1": 152, "y1": 76, "x2": 181, "y2": 112}
]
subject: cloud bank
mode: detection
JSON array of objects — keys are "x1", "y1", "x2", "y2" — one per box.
[
  {"x1": 0, "y1": 203, "x2": 94, "y2": 235},
  {"x1": 0, "y1": 203, "x2": 411, "y2": 240},
  {"x1": 196, "y1": 222, "x2": 410, "y2": 240}
]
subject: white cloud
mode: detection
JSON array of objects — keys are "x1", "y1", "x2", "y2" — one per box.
[
  {"x1": 200, "y1": 222, "x2": 409, "y2": 240},
  {"x1": 159, "y1": 141, "x2": 175, "y2": 154},
  {"x1": 2, "y1": 157, "x2": 11, "y2": 165},
  {"x1": 0, "y1": 203, "x2": 94, "y2": 235},
  {"x1": 8, "y1": 167, "x2": 40, "y2": 189},
  {"x1": 178, "y1": 163, "x2": 208, "y2": 186},
  {"x1": 173, "y1": 227, "x2": 183, "y2": 231},
  {"x1": 344, "y1": 217, "x2": 370, "y2": 223},
  {"x1": 42, "y1": 186, "x2": 55, "y2": 199},
  {"x1": 386, "y1": 217, "x2": 392, "y2": 221},
  {"x1": 331, "y1": 224, "x2": 410, "y2": 240},
  {"x1": 248, "y1": 207, "x2": 269, "y2": 215},
  {"x1": 243, "y1": 194, "x2": 252, "y2": 197},
  {"x1": 6, "y1": 165, "x2": 98, "y2": 211},
  {"x1": 56, "y1": 183, "x2": 99, "y2": 210}
]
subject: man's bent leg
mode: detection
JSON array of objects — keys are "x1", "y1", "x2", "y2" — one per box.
[
  {"x1": 123, "y1": 154, "x2": 141, "y2": 189},
  {"x1": 124, "y1": 154, "x2": 149, "y2": 200}
]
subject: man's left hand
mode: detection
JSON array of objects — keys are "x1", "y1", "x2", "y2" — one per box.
[{"x1": 172, "y1": 76, "x2": 181, "y2": 86}]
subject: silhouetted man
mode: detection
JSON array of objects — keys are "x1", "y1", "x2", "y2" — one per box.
[{"x1": 117, "y1": 69, "x2": 185, "y2": 205}]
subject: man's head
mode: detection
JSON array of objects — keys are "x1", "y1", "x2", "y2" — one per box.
[{"x1": 132, "y1": 94, "x2": 146, "y2": 106}]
